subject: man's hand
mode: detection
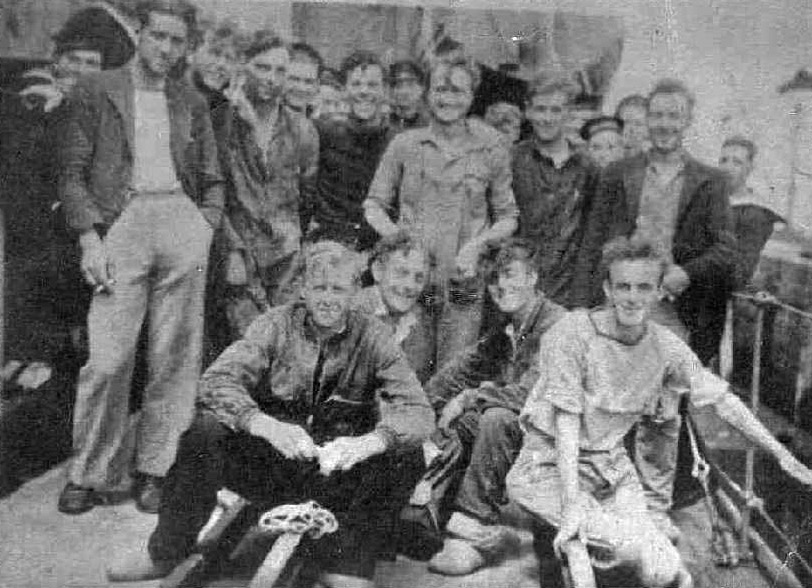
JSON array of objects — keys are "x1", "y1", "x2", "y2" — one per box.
[
  {"x1": 437, "y1": 391, "x2": 472, "y2": 432},
  {"x1": 317, "y1": 433, "x2": 387, "y2": 476},
  {"x1": 20, "y1": 83, "x2": 65, "y2": 113},
  {"x1": 553, "y1": 505, "x2": 586, "y2": 557},
  {"x1": 455, "y1": 240, "x2": 482, "y2": 279},
  {"x1": 225, "y1": 251, "x2": 248, "y2": 286},
  {"x1": 779, "y1": 451, "x2": 812, "y2": 488},
  {"x1": 662, "y1": 265, "x2": 690, "y2": 298},
  {"x1": 248, "y1": 414, "x2": 318, "y2": 461},
  {"x1": 79, "y1": 230, "x2": 113, "y2": 293}
]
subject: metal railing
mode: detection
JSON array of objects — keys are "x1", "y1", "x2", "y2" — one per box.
[{"x1": 716, "y1": 291, "x2": 812, "y2": 588}]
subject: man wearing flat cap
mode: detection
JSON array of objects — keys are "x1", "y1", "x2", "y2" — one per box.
[{"x1": 581, "y1": 115, "x2": 625, "y2": 170}]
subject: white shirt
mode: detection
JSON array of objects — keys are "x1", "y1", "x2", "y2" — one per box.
[{"x1": 132, "y1": 88, "x2": 181, "y2": 193}]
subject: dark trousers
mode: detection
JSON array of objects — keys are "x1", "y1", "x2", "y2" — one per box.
[{"x1": 149, "y1": 413, "x2": 423, "y2": 579}]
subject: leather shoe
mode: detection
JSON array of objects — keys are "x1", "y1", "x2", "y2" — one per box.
[
  {"x1": 428, "y1": 538, "x2": 486, "y2": 576},
  {"x1": 58, "y1": 483, "x2": 98, "y2": 515},
  {"x1": 134, "y1": 473, "x2": 163, "y2": 514},
  {"x1": 106, "y1": 550, "x2": 175, "y2": 582}
]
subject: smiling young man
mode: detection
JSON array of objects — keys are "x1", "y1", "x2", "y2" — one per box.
[
  {"x1": 507, "y1": 235, "x2": 812, "y2": 588},
  {"x1": 306, "y1": 51, "x2": 393, "y2": 251},
  {"x1": 285, "y1": 42, "x2": 322, "y2": 117},
  {"x1": 364, "y1": 57, "x2": 518, "y2": 371},
  {"x1": 107, "y1": 240, "x2": 433, "y2": 588},
  {"x1": 216, "y1": 35, "x2": 319, "y2": 340},
  {"x1": 400, "y1": 239, "x2": 565, "y2": 575},
  {"x1": 511, "y1": 73, "x2": 600, "y2": 308},
  {"x1": 57, "y1": 0, "x2": 223, "y2": 515}
]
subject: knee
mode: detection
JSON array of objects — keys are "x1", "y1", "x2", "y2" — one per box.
[
  {"x1": 617, "y1": 530, "x2": 682, "y2": 587},
  {"x1": 178, "y1": 412, "x2": 229, "y2": 454}
]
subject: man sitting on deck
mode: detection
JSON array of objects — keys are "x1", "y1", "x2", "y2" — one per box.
[
  {"x1": 506, "y1": 235, "x2": 812, "y2": 588},
  {"x1": 107, "y1": 240, "x2": 434, "y2": 588}
]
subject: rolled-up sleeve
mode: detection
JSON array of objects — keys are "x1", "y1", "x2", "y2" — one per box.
[
  {"x1": 370, "y1": 326, "x2": 435, "y2": 450},
  {"x1": 197, "y1": 311, "x2": 281, "y2": 431},
  {"x1": 364, "y1": 134, "x2": 405, "y2": 217}
]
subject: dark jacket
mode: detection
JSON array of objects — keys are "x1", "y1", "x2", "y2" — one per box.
[
  {"x1": 59, "y1": 66, "x2": 225, "y2": 233},
  {"x1": 425, "y1": 294, "x2": 566, "y2": 413},
  {"x1": 198, "y1": 301, "x2": 434, "y2": 450},
  {"x1": 571, "y1": 153, "x2": 736, "y2": 363}
]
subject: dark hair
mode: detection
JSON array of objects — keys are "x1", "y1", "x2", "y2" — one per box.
[
  {"x1": 289, "y1": 41, "x2": 323, "y2": 70},
  {"x1": 135, "y1": 0, "x2": 197, "y2": 36},
  {"x1": 601, "y1": 234, "x2": 668, "y2": 282},
  {"x1": 615, "y1": 94, "x2": 648, "y2": 117},
  {"x1": 243, "y1": 29, "x2": 285, "y2": 61},
  {"x1": 525, "y1": 70, "x2": 578, "y2": 104},
  {"x1": 390, "y1": 60, "x2": 425, "y2": 87},
  {"x1": 339, "y1": 50, "x2": 386, "y2": 86},
  {"x1": 647, "y1": 78, "x2": 695, "y2": 114},
  {"x1": 722, "y1": 135, "x2": 757, "y2": 162},
  {"x1": 370, "y1": 232, "x2": 428, "y2": 267},
  {"x1": 429, "y1": 57, "x2": 480, "y2": 93},
  {"x1": 319, "y1": 67, "x2": 342, "y2": 89},
  {"x1": 484, "y1": 238, "x2": 537, "y2": 284}
]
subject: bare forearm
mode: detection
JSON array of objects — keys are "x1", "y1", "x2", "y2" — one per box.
[
  {"x1": 363, "y1": 200, "x2": 398, "y2": 238},
  {"x1": 479, "y1": 217, "x2": 517, "y2": 247},
  {"x1": 715, "y1": 392, "x2": 789, "y2": 460},
  {"x1": 555, "y1": 410, "x2": 581, "y2": 514}
]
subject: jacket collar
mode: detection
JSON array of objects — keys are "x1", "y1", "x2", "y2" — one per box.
[{"x1": 623, "y1": 151, "x2": 707, "y2": 225}]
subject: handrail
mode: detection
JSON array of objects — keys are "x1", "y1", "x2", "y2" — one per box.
[{"x1": 718, "y1": 289, "x2": 811, "y2": 586}]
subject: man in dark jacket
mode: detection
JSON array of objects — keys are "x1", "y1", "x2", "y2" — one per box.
[
  {"x1": 107, "y1": 241, "x2": 433, "y2": 588},
  {"x1": 57, "y1": 0, "x2": 224, "y2": 515},
  {"x1": 570, "y1": 78, "x2": 737, "y2": 533},
  {"x1": 401, "y1": 239, "x2": 565, "y2": 575}
]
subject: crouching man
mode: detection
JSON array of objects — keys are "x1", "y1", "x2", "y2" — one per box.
[
  {"x1": 403, "y1": 239, "x2": 566, "y2": 574},
  {"x1": 506, "y1": 235, "x2": 812, "y2": 588},
  {"x1": 108, "y1": 241, "x2": 434, "y2": 588}
]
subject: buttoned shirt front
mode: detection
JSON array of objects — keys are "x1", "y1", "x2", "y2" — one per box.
[
  {"x1": 365, "y1": 119, "x2": 518, "y2": 285},
  {"x1": 636, "y1": 154, "x2": 687, "y2": 257}
]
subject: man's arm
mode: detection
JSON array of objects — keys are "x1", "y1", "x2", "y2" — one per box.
[
  {"x1": 363, "y1": 136, "x2": 404, "y2": 239},
  {"x1": 191, "y1": 94, "x2": 225, "y2": 230},
  {"x1": 554, "y1": 409, "x2": 584, "y2": 552},
  {"x1": 298, "y1": 118, "x2": 320, "y2": 236}
]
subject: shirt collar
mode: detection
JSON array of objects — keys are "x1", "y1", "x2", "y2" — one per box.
[
  {"x1": 646, "y1": 149, "x2": 688, "y2": 176},
  {"x1": 528, "y1": 138, "x2": 583, "y2": 169},
  {"x1": 368, "y1": 285, "x2": 418, "y2": 342}
]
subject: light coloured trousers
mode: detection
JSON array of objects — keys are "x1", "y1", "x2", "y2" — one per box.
[{"x1": 69, "y1": 192, "x2": 212, "y2": 488}]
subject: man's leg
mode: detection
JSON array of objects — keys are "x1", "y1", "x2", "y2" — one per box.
[
  {"x1": 635, "y1": 414, "x2": 682, "y2": 541},
  {"x1": 62, "y1": 203, "x2": 151, "y2": 511},
  {"x1": 435, "y1": 288, "x2": 484, "y2": 370},
  {"x1": 135, "y1": 196, "x2": 212, "y2": 487},
  {"x1": 430, "y1": 407, "x2": 522, "y2": 574}
]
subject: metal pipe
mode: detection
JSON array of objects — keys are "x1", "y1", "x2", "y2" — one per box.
[{"x1": 741, "y1": 302, "x2": 765, "y2": 557}]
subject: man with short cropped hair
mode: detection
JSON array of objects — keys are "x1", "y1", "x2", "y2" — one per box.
[
  {"x1": 286, "y1": 42, "x2": 322, "y2": 117},
  {"x1": 57, "y1": 0, "x2": 223, "y2": 515},
  {"x1": 405, "y1": 238, "x2": 565, "y2": 576},
  {"x1": 507, "y1": 235, "x2": 812, "y2": 588},
  {"x1": 107, "y1": 241, "x2": 433, "y2": 588},
  {"x1": 389, "y1": 60, "x2": 428, "y2": 132},
  {"x1": 615, "y1": 93, "x2": 650, "y2": 158},
  {"x1": 365, "y1": 57, "x2": 518, "y2": 372},
  {"x1": 307, "y1": 51, "x2": 393, "y2": 250},
  {"x1": 511, "y1": 72, "x2": 600, "y2": 307}
]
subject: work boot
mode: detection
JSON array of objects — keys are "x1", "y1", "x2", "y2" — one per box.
[
  {"x1": 106, "y1": 549, "x2": 176, "y2": 582},
  {"x1": 57, "y1": 483, "x2": 99, "y2": 515},
  {"x1": 134, "y1": 473, "x2": 163, "y2": 514},
  {"x1": 427, "y1": 512, "x2": 519, "y2": 576},
  {"x1": 428, "y1": 538, "x2": 486, "y2": 575}
]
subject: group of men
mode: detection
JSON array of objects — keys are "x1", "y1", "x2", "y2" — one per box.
[{"x1": 2, "y1": 1, "x2": 809, "y2": 587}]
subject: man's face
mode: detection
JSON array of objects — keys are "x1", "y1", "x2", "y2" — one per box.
[
  {"x1": 303, "y1": 267, "x2": 357, "y2": 331},
  {"x1": 138, "y1": 12, "x2": 189, "y2": 78},
  {"x1": 318, "y1": 85, "x2": 349, "y2": 122},
  {"x1": 603, "y1": 259, "x2": 663, "y2": 329},
  {"x1": 618, "y1": 104, "x2": 649, "y2": 152},
  {"x1": 192, "y1": 38, "x2": 237, "y2": 91},
  {"x1": 345, "y1": 64, "x2": 385, "y2": 121},
  {"x1": 588, "y1": 130, "x2": 624, "y2": 169},
  {"x1": 392, "y1": 73, "x2": 423, "y2": 115},
  {"x1": 245, "y1": 46, "x2": 288, "y2": 104},
  {"x1": 374, "y1": 249, "x2": 427, "y2": 315},
  {"x1": 647, "y1": 92, "x2": 691, "y2": 155},
  {"x1": 526, "y1": 91, "x2": 569, "y2": 143},
  {"x1": 286, "y1": 60, "x2": 319, "y2": 111},
  {"x1": 427, "y1": 66, "x2": 473, "y2": 124},
  {"x1": 719, "y1": 144, "x2": 752, "y2": 192},
  {"x1": 487, "y1": 260, "x2": 537, "y2": 315},
  {"x1": 55, "y1": 49, "x2": 102, "y2": 86}
]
